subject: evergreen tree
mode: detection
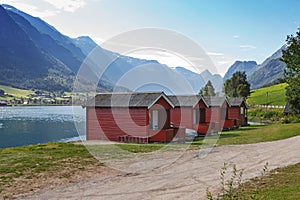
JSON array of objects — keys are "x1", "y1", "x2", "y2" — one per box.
[
  {"x1": 200, "y1": 80, "x2": 216, "y2": 96},
  {"x1": 223, "y1": 71, "x2": 250, "y2": 98}
]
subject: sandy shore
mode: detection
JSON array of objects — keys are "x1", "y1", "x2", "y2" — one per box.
[{"x1": 20, "y1": 135, "x2": 300, "y2": 200}]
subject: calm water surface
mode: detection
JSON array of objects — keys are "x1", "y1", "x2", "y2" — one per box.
[{"x1": 0, "y1": 106, "x2": 86, "y2": 148}]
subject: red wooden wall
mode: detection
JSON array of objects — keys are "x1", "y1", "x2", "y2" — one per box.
[
  {"x1": 228, "y1": 107, "x2": 240, "y2": 119},
  {"x1": 86, "y1": 96, "x2": 173, "y2": 142},
  {"x1": 205, "y1": 107, "x2": 221, "y2": 123},
  {"x1": 86, "y1": 107, "x2": 148, "y2": 141},
  {"x1": 150, "y1": 97, "x2": 172, "y2": 110},
  {"x1": 170, "y1": 98, "x2": 208, "y2": 130},
  {"x1": 228, "y1": 102, "x2": 247, "y2": 126},
  {"x1": 197, "y1": 100, "x2": 207, "y2": 109},
  {"x1": 170, "y1": 107, "x2": 193, "y2": 129}
]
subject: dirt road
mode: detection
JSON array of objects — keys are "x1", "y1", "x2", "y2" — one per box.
[{"x1": 21, "y1": 136, "x2": 300, "y2": 200}]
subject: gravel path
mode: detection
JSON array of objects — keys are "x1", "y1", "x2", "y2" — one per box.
[{"x1": 21, "y1": 136, "x2": 300, "y2": 200}]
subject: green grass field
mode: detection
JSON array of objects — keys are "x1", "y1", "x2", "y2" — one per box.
[
  {"x1": 247, "y1": 83, "x2": 287, "y2": 106},
  {"x1": 0, "y1": 84, "x2": 33, "y2": 100},
  {"x1": 1, "y1": 123, "x2": 300, "y2": 198},
  {"x1": 237, "y1": 162, "x2": 300, "y2": 199},
  {"x1": 191, "y1": 123, "x2": 300, "y2": 146},
  {"x1": 0, "y1": 143, "x2": 102, "y2": 199}
]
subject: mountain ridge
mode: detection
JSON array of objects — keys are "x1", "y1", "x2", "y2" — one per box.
[
  {"x1": 1, "y1": 4, "x2": 223, "y2": 94},
  {"x1": 225, "y1": 45, "x2": 287, "y2": 89},
  {"x1": 1, "y1": 4, "x2": 286, "y2": 94},
  {"x1": 223, "y1": 61, "x2": 257, "y2": 81}
]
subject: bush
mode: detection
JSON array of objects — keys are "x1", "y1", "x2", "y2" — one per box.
[
  {"x1": 247, "y1": 107, "x2": 284, "y2": 122},
  {"x1": 206, "y1": 162, "x2": 269, "y2": 200},
  {"x1": 281, "y1": 115, "x2": 299, "y2": 124}
]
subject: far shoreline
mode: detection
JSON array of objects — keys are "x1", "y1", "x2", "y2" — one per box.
[{"x1": 1, "y1": 104, "x2": 78, "y2": 107}]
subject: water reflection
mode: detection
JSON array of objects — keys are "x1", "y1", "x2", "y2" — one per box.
[{"x1": 0, "y1": 106, "x2": 85, "y2": 148}]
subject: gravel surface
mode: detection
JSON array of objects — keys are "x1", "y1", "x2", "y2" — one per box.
[{"x1": 21, "y1": 135, "x2": 300, "y2": 200}]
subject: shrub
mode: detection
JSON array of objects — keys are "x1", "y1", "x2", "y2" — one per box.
[
  {"x1": 248, "y1": 107, "x2": 284, "y2": 122},
  {"x1": 206, "y1": 162, "x2": 269, "y2": 200},
  {"x1": 281, "y1": 115, "x2": 299, "y2": 124}
]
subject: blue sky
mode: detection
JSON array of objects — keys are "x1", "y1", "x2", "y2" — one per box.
[{"x1": 2, "y1": 0, "x2": 300, "y2": 75}]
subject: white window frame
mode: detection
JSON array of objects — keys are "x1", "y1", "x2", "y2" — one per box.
[
  {"x1": 193, "y1": 109, "x2": 197, "y2": 124},
  {"x1": 152, "y1": 110, "x2": 159, "y2": 130},
  {"x1": 240, "y1": 107, "x2": 244, "y2": 115}
]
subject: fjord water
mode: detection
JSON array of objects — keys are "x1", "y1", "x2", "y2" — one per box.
[{"x1": 0, "y1": 106, "x2": 86, "y2": 148}]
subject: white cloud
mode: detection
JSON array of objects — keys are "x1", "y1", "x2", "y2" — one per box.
[
  {"x1": 207, "y1": 52, "x2": 224, "y2": 56},
  {"x1": 128, "y1": 51, "x2": 192, "y2": 68},
  {"x1": 239, "y1": 45, "x2": 257, "y2": 50},
  {"x1": 217, "y1": 61, "x2": 232, "y2": 65},
  {"x1": 93, "y1": 36, "x2": 106, "y2": 45},
  {"x1": 233, "y1": 35, "x2": 239, "y2": 39},
  {"x1": 1, "y1": 1, "x2": 59, "y2": 17},
  {"x1": 43, "y1": 0, "x2": 87, "y2": 12}
]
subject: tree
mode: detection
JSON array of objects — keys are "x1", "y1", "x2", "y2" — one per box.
[
  {"x1": 200, "y1": 80, "x2": 216, "y2": 96},
  {"x1": 281, "y1": 29, "x2": 300, "y2": 113},
  {"x1": 198, "y1": 89, "x2": 203, "y2": 95},
  {"x1": 223, "y1": 71, "x2": 250, "y2": 98}
]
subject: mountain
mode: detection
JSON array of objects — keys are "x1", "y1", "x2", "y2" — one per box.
[
  {"x1": 0, "y1": 5, "x2": 75, "y2": 91},
  {"x1": 224, "y1": 45, "x2": 287, "y2": 89},
  {"x1": 72, "y1": 36, "x2": 99, "y2": 56},
  {"x1": 3, "y1": 4, "x2": 85, "y2": 62},
  {"x1": 174, "y1": 67, "x2": 206, "y2": 93},
  {"x1": 247, "y1": 45, "x2": 286, "y2": 89},
  {"x1": 0, "y1": 4, "x2": 109, "y2": 92},
  {"x1": 200, "y1": 70, "x2": 223, "y2": 93},
  {"x1": 248, "y1": 58, "x2": 286, "y2": 89},
  {"x1": 250, "y1": 45, "x2": 286, "y2": 75},
  {"x1": 224, "y1": 61, "x2": 257, "y2": 81},
  {"x1": 0, "y1": 4, "x2": 223, "y2": 94}
]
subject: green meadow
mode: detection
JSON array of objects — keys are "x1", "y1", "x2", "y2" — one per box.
[
  {"x1": 0, "y1": 84, "x2": 33, "y2": 101},
  {"x1": 247, "y1": 83, "x2": 287, "y2": 106}
]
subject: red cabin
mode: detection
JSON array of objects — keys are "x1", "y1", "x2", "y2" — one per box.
[
  {"x1": 203, "y1": 96, "x2": 234, "y2": 132},
  {"x1": 228, "y1": 97, "x2": 248, "y2": 127},
  {"x1": 86, "y1": 92, "x2": 184, "y2": 143},
  {"x1": 169, "y1": 95, "x2": 209, "y2": 134}
]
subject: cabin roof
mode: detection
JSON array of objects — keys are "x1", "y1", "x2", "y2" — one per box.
[
  {"x1": 168, "y1": 95, "x2": 209, "y2": 108},
  {"x1": 169, "y1": 95, "x2": 198, "y2": 107},
  {"x1": 89, "y1": 92, "x2": 174, "y2": 109},
  {"x1": 203, "y1": 96, "x2": 228, "y2": 107},
  {"x1": 228, "y1": 97, "x2": 245, "y2": 106}
]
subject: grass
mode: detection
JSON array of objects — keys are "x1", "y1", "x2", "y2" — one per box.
[
  {"x1": 1, "y1": 123, "x2": 300, "y2": 198},
  {"x1": 88, "y1": 123, "x2": 300, "y2": 154},
  {"x1": 238, "y1": 162, "x2": 300, "y2": 199},
  {"x1": 247, "y1": 83, "x2": 287, "y2": 106},
  {"x1": 191, "y1": 123, "x2": 300, "y2": 146},
  {"x1": 115, "y1": 143, "x2": 167, "y2": 153},
  {"x1": 0, "y1": 142, "x2": 102, "y2": 199},
  {"x1": 0, "y1": 84, "x2": 33, "y2": 100}
]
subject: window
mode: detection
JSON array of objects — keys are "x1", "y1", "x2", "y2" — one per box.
[
  {"x1": 240, "y1": 107, "x2": 244, "y2": 115},
  {"x1": 152, "y1": 110, "x2": 159, "y2": 130},
  {"x1": 193, "y1": 109, "x2": 205, "y2": 124},
  {"x1": 193, "y1": 109, "x2": 197, "y2": 124}
]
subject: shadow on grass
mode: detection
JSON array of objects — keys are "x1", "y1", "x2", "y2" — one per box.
[{"x1": 191, "y1": 125, "x2": 268, "y2": 146}]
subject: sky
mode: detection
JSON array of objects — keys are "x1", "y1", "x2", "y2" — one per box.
[{"x1": 1, "y1": 0, "x2": 300, "y2": 76}]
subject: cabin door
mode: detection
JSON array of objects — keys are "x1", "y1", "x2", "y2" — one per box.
[{"x1": 152, "y1": 110, "x2": 159, "y2": 130}]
